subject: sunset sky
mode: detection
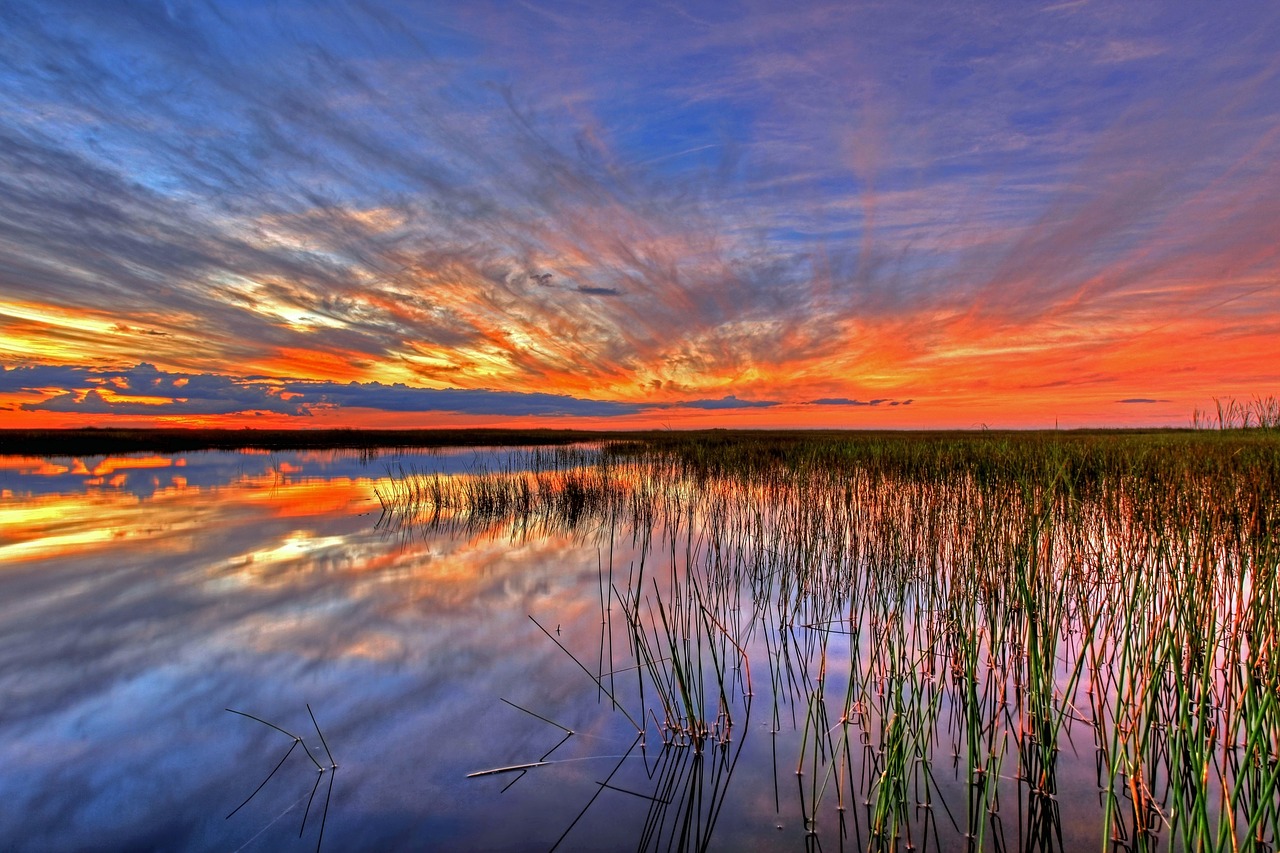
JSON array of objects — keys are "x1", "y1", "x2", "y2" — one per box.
[{"x1": 2, "y1": 1, "x2": 1278, "y2": 429}]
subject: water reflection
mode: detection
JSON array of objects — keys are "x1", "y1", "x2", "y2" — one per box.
[
  {"x1": 371, "y1": 445, "x2": 1278, "y2": 852},
  {"x1": 2, "y1": 443, "x2": 1277, "y2": 851},
  {"x1": 0, "y1": 446, "x2": 628, "y2": 851},
  {"x1": 0, "y1": 445, "x2": 563, "y2": 499}
]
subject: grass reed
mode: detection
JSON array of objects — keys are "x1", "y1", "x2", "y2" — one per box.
[{"x1": 434, "y1": 430, "x2": 1280, "y2": 850}]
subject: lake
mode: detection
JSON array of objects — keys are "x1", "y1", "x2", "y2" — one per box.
[{"x1": 1, "y1": 434, "x2": 1276, "y2": 850}]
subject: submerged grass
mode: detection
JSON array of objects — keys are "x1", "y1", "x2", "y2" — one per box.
[{"x1": 421, "y1": 430, "x2": 1280, "y2": 850}]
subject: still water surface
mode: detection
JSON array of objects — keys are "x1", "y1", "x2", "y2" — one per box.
[
  {"x1": 1, "y1": 444, "x2": 1259, "y2": 851},
  {"x1": 2, "y1": 447, "x2": 674, "y2": 850}
]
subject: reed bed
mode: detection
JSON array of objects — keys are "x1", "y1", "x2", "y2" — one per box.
[{"x1": 391, "y1": 431, "x2": 1280, "y2": 851}]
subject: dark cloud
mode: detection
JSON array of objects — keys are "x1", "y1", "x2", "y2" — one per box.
[
  {"x1": 1117, "y1": 398, "x2": 1170, "y2": 404},
  {"x1": 280, "y1": 381, "x2": 642, "y2": 418},
  {"x1": 810, "y1": 397, "x2": 906, "y2": 407},
  {"x1": 813, "y1": 397, "x2": 871, "y2": 406},
  {"x1": 674, "y1": 395, "x2": 779, "y2": 410},
  {"x1": 6, "y1": 364, "x2": 640, "y2": 418}
]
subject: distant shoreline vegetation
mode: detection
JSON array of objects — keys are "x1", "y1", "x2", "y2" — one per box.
[
  {"x1": 1, "y1": 423, "x2": 1278, "y2": 458},
  {"x1": 0, "y1": 426, "x2": 619, "y2": 456},
  {"x1": 0, "y1": 422, "x2": 1259, "y2": 455}
]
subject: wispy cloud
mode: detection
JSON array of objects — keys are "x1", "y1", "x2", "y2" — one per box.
[{"x1": 1, "y1": 1, "x2": 1277, "y2": 427}]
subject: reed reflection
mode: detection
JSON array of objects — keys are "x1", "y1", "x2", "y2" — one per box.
[
  {"x1": 380, "y1": 434, "x2": 1280, "y2": 851},
  {"x1": 2, "y1": 434, "x2": 1277, "y2": 850},
  {"x1": 0, "y1": 447, "x2": 629, "y2": 850}
]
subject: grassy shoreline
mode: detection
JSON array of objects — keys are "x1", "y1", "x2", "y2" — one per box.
[
  {"x1": 370, "y1": 428, "x2": 1280, "y2": 849},
  {"x1": 0, "y1": 425, "x2": 1240, "y2": 457}
]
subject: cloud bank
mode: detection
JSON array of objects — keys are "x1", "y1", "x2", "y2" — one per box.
[{"x1": 3, "y1": 364, "x2": 643, "y2": 419}]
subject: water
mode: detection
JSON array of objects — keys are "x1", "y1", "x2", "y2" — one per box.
[
  {"x1": 0, "y1": 448, "x2": 641, "y2": 850},
  {"x1": 0, "y1": 445, "x2": 1271, "y2": 850}
]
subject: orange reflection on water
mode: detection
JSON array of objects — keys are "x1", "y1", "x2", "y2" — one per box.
[
  {"x1": 72, "y1": 455, "x2": 176, "y2": 478},
  {"x1": 0, "y1": 490, "x2": 146, "y2": 564},
  {"x1": 241, "y1": 476, "x2": 377, "y2": 519},
  {"x1": 0, "y1": 461, "x2": 609, "y2": 672},
  {"x1": 216, "y1": 530, "x2": 353, "y2": 577},
  {"x1": 0, "y1": 457, "x2": 74, "y2": 477},
  {"x1": 0, "y1": 472, "x2": 381, "y2": 566},
  {"x1": 0, "y1": 455, "x2": 189, "y2": 482}
]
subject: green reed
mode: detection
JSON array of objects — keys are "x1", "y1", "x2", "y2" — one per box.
[{"x1": 429, "y1": 430, "x2": 1280, "y2": 850}]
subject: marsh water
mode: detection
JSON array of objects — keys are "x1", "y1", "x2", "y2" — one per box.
[{"x1": 1, "y1": 439, "x2": 1276, "y2": 851}]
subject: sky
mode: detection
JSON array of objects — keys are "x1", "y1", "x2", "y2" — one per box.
[{"x1": 1, "y1": 1, "x2": 1278, "y2": 430}]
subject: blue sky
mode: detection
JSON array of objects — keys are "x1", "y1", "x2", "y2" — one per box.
[{"x1": 1, "y1": 1, "x2": 1278, "y2": 428}]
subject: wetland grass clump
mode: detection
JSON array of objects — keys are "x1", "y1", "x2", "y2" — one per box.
[
  {"x1": 373, "y1": 446, "x2": 627, "y2": 536},
  {"x1": 414, "y1": 431, "x2": 1280, "y2": 850}
]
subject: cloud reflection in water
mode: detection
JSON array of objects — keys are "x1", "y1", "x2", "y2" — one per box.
[{"x1": 0, "y1": 447, "x2": 639, "y2": 850}]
